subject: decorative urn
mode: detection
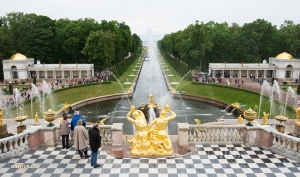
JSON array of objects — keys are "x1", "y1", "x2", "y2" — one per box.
[
  {"x1": 44, "y1": 109, "x2": 57, "y2": 127},
  {"x1": 243, "y1": 108, "x2": 257, "y2": 126},
  {"x1": 14, "y1": 116, "x2": 27, "y2": 126}
]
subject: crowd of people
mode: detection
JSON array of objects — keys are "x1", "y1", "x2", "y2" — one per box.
[
  {"x1": 59, "y1": 111, "x2": 102, "y2": 168},
  {"x1": 1, "y1": 70, "x2": 111, "y2": 108}
]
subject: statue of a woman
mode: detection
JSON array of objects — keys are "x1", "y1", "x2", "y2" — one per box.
[
  {"x1": 263, "y1": 112, "x2": 269, "y2": 125},
  {"x1": 34, "y1": 112, "x2": 39, "y2": 126}
]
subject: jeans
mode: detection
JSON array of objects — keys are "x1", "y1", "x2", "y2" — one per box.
[
  {"x1": 61, "y1": 135, "x2": 69, "y2": 148},
  {"x1": 91, "y1": 149, "x2": 99, "y2": 166}
]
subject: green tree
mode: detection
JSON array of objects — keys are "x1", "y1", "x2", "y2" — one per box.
[
  {"x1": 297, "y1": 84, "x2": 300, "y2": 95},
  {"x1": 188, "y1": 20, "x2": 213, "y2": 71},
  {"x1": 23, "y1": 14, "x2": 55, "y2": 63},
  {"x1": 33, "y1": 76, "x2": 36, "y2": 86},
  {"x1": 82, "y1": 30, "x2": 115, "y2": 69},
  {"x1": 9, "y1": 83, "x2": 13, "y2": 94}
]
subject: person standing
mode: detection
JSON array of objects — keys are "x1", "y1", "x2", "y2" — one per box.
[
  {"x1": 71, "y1": 111, "x2": 86, "y2": 132},
  {"x1": 59, "y1": 112, "x2": 70, "y2": 149},
  {"x1": 73, "y1": 119, "x2": 90, "y2": 158},
  {"x1": 88, "y1": 123, "x2": 102, "y2": 168}
]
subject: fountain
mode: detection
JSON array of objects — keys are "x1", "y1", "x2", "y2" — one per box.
[
  {"x1": 124, "y1": 78, "x2": 132, "y2": 85},
  {"x1": 76, "y1": 28, "x2": 238, "y2": 135}
]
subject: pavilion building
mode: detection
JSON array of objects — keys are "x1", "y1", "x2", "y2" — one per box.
[
  {"x1": 2, "y1": 53, "x2": 94, "y2": 82},
  {"x1": 208, "y1": 52, "x2": 300, "y2": 82}
]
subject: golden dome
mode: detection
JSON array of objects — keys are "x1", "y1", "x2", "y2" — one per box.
[
  {"x1": 10, "y1": 53, "x2": 28, "y2": 60},
  {"x1": 275, "y1": 52, "x2": 293, "y2": 59}
]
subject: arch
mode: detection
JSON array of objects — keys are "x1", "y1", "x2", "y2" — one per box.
[
  {"x1": 11, "y1": 65, "x2": 18, "y2": 79},
  {"x1": 286, "y1": 65, "x2": 293, "y2": 78}
]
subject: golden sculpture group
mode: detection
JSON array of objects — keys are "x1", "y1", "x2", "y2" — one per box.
[{"x1": 125, "y1": 101, "x2": 176, "y2": 156}]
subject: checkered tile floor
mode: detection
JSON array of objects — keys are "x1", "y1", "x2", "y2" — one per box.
[{"x1": 0, "y1": 144, "x2": 299, "y2": 177}]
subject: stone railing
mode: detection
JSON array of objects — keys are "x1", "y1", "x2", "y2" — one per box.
[
  {"x1": 186, "y1": 124, "x2": 245, "y2": 145},
  {"x1": 0, "y1": 130, "x2": 30, "y2": 159},
  {"x1": 70, "y1": 125, "x2": 113, "y2": 146},
  {"x1": 271, "y1": 130, "x2": 300, "y2": 160}
]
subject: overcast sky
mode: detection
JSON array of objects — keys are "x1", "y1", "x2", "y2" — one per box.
[{"x1": 1, "y1": 0, "x2": 300, "y2": 41}]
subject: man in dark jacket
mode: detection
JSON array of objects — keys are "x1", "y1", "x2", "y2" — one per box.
[{"x1": 88, "y1": 123, "x2": 101, "y2": 168}]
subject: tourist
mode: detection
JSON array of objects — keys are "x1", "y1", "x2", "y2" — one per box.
[
  {"x1": 59, "y1": 112, "x2": 71, "y2": 149},
  {"x1": 73, "y1": 119, "x2": 90, "y2": 158},
  {"x1": 71, "y1": 111, "x2": 86, "y2": 132},
  {"x1": 88, "y1": 123, "x2": 102, "y2": 168}
]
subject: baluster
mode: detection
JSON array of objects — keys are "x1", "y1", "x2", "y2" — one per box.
[
  {"x1": 206, "y1": 129, "x2": 211, "y2": 143},
  {"x1": 272, "y1": 134, "x2": 277, "y2": 149},
  {"x1": 281, "y1": 138, "x2": 286, "y2": 153},
  {"x1": 229, "y1": 128, "x2": 234, "y2": 142},
  {"x1": 223, "y1": 128, "x2": 228, "y2": 142},
  {"x1": 292, "y1": 141, "x2": 298, "y2": 156},
  {"x1": 286, "y1": 139, "x2": 292, "y2": 155},
  {"x1": 236, "y1": 128, "x2": 241, "y2": 142},
  {"x1": 7, "y1": 140, "x2": 13, "y2": 156},
  {"x1": 24, "y1": 135, "x2": 29, "y2": 149},
  {"x1": 19, "y1": 137, "x2": 25, "y2": 151},
  {"x1": 215, "y1": 128, "x2": 220, "y2": 143},
  {"x1": 3, "y1": 141, "x2": 8, "y2": 153},
  {"x1": 232, "y1": 129, "x2": 237, "y2": 143},
  {"x1": 211, "y1": 128, "x2": 215, "y2": 142},
  {"x1": 220, "y1": 128, "x2": 224, "y2": 143},
  {"x1": 198, "y1": 130, "x2": 203, "y2": 142},
  {"x1": 188, "y1": 129, "x2": 193, "y2": 142}
]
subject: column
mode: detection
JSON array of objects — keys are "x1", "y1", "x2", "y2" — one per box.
[
  {"x1": 79, "y1": 70, "x2": 81, "y2": 78},
  {"x1": 239, "y1": 70, "x2": 241, "y2": 78},
  {"x1": 222, "y1": 70, "x2": 224, "y2": 78},
  {"x1": 45, "y1": 71, "x2": 48, "y2": 79},
  {"x1": 62, "y1": 70, "x2": 64, "y2": 79}
]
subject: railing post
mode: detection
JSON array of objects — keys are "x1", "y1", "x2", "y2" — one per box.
[
  {"x1": 177, "y1": 123, "x2": 189, "y2": 147},
  {"x1": 109, "y1": 123, "x2": 124, "y2": 157},
  {"x1": 111, "y1": 123, "x2": 123, "y2": 147}
]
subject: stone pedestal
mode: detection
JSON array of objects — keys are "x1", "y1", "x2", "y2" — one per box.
[
  {"x1": 276, "y1": 124, "x2": 285, "y2": 133},
  {"x1": 293, "y1": 122, "x2": 300, "y2": 136},
  {"x1": 0, "y1": 124, "x2": 8, "y2": 138},
  {"x1": 17, "y1": 125, "x2": 26, "y2": 134}
]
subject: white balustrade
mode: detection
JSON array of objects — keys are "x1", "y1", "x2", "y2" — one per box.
[
  {"x1": 0, "y1": 132, "x2": 30, "y2": 158},
  {"x1": 271, "y1": 131, "x2": 300, "y2": 161},
  {"x1": 188, "y1": 125, "x2": 246, "y2": 145}
]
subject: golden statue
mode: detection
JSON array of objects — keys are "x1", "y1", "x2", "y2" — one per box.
[
  {"x1": 0, "y1": 108, "x2": 3, "y2": 126},
  {"x1": 231, "y1": 102, "x2": 241, "y2": 109},
  {"x1": 34, "y1": 112, "x2": 39, "y2": 126},
  {"x1": 126, "y1": 103, "x2": 176, "y2": 156},
  {"x1": 99, "y1": 117, "x2": 108, "y2": 125},
  {"x1": 125, "y1": 105, "x2": 151, "y2": 156},
  {"x1": 295, "y1": 107, "x2": 300, "y2": 126},
  {"x1": 194, "y1": 119, "x2": 201, "y2": 125},
  {"x1": 148, "y1": 104, "x2": 176, "y2": 156},
  {"x1": 263, "y1": 112, "x2": 269, "y2": 125},
  {"x1": 60, "y1": 102, "x2": 70, "y2": 110},
  {"x1": 238, "y1": 115, "x2": 243, "y2": 124},
  {"x1": 147, "y1": 93, "x2": 155, "y2": 108}
]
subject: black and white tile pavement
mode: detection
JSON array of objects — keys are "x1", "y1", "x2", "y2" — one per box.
[{"x1": 0, "y1": 144, "x2": 299, "y2": 177}]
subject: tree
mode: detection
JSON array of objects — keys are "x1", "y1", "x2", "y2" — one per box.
[
  {"x1": 130, "y1": 33, "x2": 141, "y2": 53},
  {"x1": 9, "y1": 83, "x2": 13, "y2": 94},
  {"x1": 188, "y1": 21, "x2": 213, "y2": 71},
  {"x1": 82, "y1": 30, "x2": 115, "y2": 69},
  {"x1": 33, "y1": 76, "x2": 36, "y2": 86}
]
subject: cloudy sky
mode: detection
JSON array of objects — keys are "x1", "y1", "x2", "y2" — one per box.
[{"x1": 1, "y1": 0, "x2": 300, "y2": 41}]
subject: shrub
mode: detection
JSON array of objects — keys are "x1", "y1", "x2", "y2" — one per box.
[
  {"x1": 21, "y1": 80, "x2": 25, "y2": 85},
  {"x1": 297, "y1": 85, "x2": 300, "y2": 95}
]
